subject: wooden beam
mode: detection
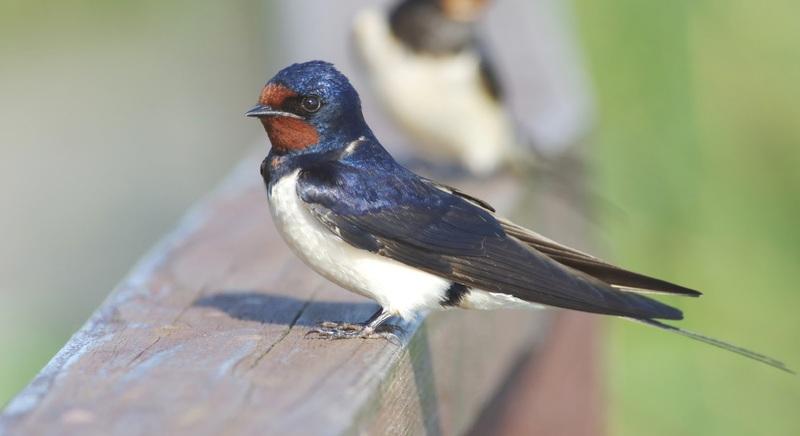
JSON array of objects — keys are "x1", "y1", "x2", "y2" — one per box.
[{"x1": 0, "y1": 155, "x2": 547, "y2": 435}]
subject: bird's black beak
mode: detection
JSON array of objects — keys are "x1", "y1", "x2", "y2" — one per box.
[{"x1": 245, "y1": 104, "x2": 301, "y2": 119}]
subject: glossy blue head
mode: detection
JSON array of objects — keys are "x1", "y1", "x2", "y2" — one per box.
[{"x1": 246, "y1": 61, "x2": 371, "y2": 155}]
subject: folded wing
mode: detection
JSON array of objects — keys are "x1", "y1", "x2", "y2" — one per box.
[
  {"x1": 499, "y1": 219, "x2": 701, "y2": 296},
  {"x1": 426, "y1": 178, "x2": 700, "y2": 297},
  {"x1": 298, "y1": 162, "x2": 684, "y2": 320}
]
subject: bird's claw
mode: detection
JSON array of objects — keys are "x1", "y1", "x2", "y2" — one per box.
[
  {"x1": 318, "y1": 321, "x2": 360, "y2": 331},
  {"x1": 305, "y1": 322, "x2": 403, "y2": 345}
]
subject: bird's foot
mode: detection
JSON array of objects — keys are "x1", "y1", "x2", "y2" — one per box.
[{"x1": 306, "y1": 321, "x2": 402, "y2": 344}]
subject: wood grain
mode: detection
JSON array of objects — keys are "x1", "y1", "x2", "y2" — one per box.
[{"x1": 0, "y1": 157, "x2": 548, "y2": 436}]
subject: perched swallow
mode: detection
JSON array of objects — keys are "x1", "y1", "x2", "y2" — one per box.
[
  {"x1": 352, "y1": 0, "x2": 532, "y2": 176},
  {"x1": 247, "y1": 61, "x2": 789, "y2": 372}
]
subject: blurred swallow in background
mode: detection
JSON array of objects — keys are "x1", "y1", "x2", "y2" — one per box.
[
  {"x1": 352, "y1": 0, "x2": 535, "y2": 176},
  {"x1": 247, "y1": 61, "x2": 790, "y2": 372}
]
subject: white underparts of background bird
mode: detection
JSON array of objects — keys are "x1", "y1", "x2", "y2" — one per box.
[{"x1": 352, "y1": 0, "x2": 541, "y2": 176}]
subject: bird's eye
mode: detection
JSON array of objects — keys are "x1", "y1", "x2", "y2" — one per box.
[{"x1": 300, "y1": 95, "x2": 322, "y2": 113}]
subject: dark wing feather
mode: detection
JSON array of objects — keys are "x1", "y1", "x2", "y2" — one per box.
[
  {"x1": 421, "y1": 177, "x2": 496, "y2": 212},
  {"x1": 499, "y1": 219, "x2": 701, "y2": 297},
  {"x1": 298, "y1": 163, "x2": 683, "y2": 320},
  {"x1": 426, "y1": 179, "x2": 700, "y2": 297}
]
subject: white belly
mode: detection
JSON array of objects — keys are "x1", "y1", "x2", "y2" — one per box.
[
  {"x1": 268, "y1": 171, "x2": 451, "y2": 319},
  {"x1": 352, "y1": 9, "x2": 516, "y2": 175}
]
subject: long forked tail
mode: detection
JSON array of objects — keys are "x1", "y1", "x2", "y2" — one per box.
[{"x1": 631, "y1": 318, "x2": 794, "y2": 374}]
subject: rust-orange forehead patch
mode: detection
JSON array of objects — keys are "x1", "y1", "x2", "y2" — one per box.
[{"x1": 259, "y1": 83, "x2": 297, "y2": 107}]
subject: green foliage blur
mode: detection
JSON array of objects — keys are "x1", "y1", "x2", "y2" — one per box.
[{"x1": 574, "y1": 0, "x2": 800, "y2": 434}]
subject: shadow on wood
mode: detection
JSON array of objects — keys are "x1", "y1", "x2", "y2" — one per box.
[{"x1": 193, "y1": 292, "x2": 381, "y2": 327}]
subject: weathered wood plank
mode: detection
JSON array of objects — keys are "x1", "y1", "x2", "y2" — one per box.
[
  {"x1": 468, "y1": 312, "x2": 605, "y2": 436},
  {"x1": 0, "y1": 155, "x2": 541, "y2": 435}
]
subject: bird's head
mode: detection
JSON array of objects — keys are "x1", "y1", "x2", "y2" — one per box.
[{"x1": 246, "y1": 61, "x2": 369, "y2": 156}]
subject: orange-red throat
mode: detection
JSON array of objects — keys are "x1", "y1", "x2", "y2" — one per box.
[{"x1": 256, "y1": 83, "x2": 320, "y2": 153}]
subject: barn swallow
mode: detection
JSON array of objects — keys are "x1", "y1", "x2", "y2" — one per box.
[
  {"x1": 352, "y1": 0, "x2": 534, "y2": 176},
  {"x1": 246, "y1": 61, "x2": 790, "y2": 372}
]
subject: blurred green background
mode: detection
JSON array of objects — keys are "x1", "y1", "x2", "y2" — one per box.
[
  {"x1": 0, "y1": 0, "x2": 797, "y2": 435},
  {"x1": 574, "y1": 0, "x2": 800, "y2": 435}
]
